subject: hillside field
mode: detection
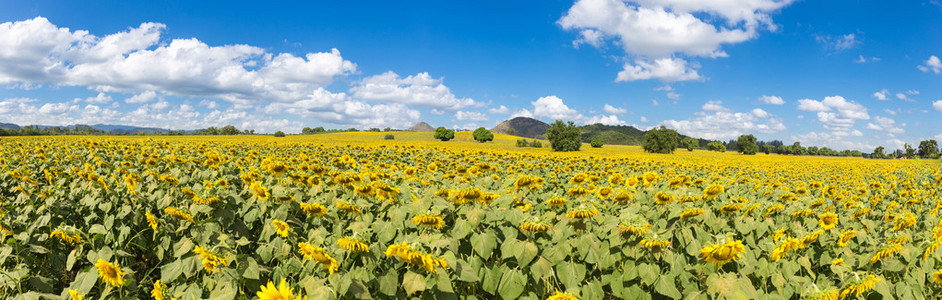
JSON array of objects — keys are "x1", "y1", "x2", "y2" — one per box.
[{"x1": 1, "y1": 133, "x2": 940, "y2": 299}]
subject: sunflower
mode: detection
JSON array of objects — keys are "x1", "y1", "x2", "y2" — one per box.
[
  {"x1": 772, "y1": 228, "x2": 787, "y2": 242},
  {"x1": 566, "y1": 187, "x2": 591, "y2": 198},
  {"x1": 799, "y1": 230, "x2": 824, "y2": 249},
  {"x1": 703, "y1": 184, "x2": 725, "y2": 199},
  {"x1": 69, "y1": 289, "x2": 84, "y2": 300},
  {"x1": 193, "y1": 246, "x2": 228, "y2": 273},
  {"x1": 272, "y1": 219, "x2": 291, "y2": 237},
  {"x1": 679, "y1": 209, "x2": 704, "y2": 220},
  {"x1": 933, "y1": 270, "x2": 942, "y2": 285},
  {"x1": 924, "y1": 240, "x2": 942, "y2": 261},
  {"x1": 831, "y1": 258, "x2": 844, "y2": 266},
  {"x1": 519, "y1": 221, "x2": 552, "y2": 233},
  {"x1": 164, "y1": 207, "x2": 194, "y2": 223},
  {"x1": 50, "y1": 230, "x2": 82, "y2": 246},
  {"x1": 546, "y1": 290, "x2": 580, "y2": 300},
  {"x1": 869, "y1": 243, "x2": 902, "y2": 264},
  {"x1": 818, "y1": 212, "x2": 839, "y2": 230},
  {"x1": 770, "y1": 238, "x2": 799, "y2": 261},
  {"x1": 838, "y1": 230, "x2": 856, "y2": 247},
  {"x1": 384, "y1": 242, "x2": 447, "y2": 273},
  {"x1": 619, "y1": 222, "x2": 650, "y2": 237},
  {"x1": 804, "y1": 289, "x2": 838, "y2": 300},
  {"x1": 257, "y1": 278, "x2": 306, "y2": 300},
  {"x1": 514, "y1": 175, "x2": 544, "y2": 191},
  {"x1": 653, "y1": 192, "x2": 675, "y2": 205},
  {"x1": 412, "y1": 214, "x2": 445, "y2": 229},
  {"x1": 640, "y1": 239, "x2": 671, "y2": 250},
  {"x1": 596, "y1": 187, "x2": 613, "y2": 199},
  {"x1": 250, "y1": 181, "x2": 271, "y2": 200},
  {"x1": 764, "y1": 204, "x2": 785, "y2": 217},
  {"x1": 297, "y1": 242, "x2": 339, "y2": 274},
  {"x1": 839, "y1": 274, "x2": 880, "y2": 299},
  {"x1": 353, "y1": 184, "x2": 374, "y2": 198},
  {"x1": 337, "y1": 237, "x2": 370, "y2": 253},
  {"x1": 95, "y1": 259, "x2": 125, "y2": 287},
  {"x1": 720, "y1": 203, "x2": 744, "y2": 213},
  {"x1": 152, "y1": 280, "x2": 167, "y2": 300},
  {"x1": 612, "y1": 190, "x2": 634, "y2": 204},
  {"x1": 700, "y1": 240, "x2": 745, "y2": 266},
  {"x1": 299, "y1": 202, "x2": 327, "y2": 217},
  {"x1": 546, "y1": 197, "x2": 567, "y2": 207},
  {"x1": 336, "y1": 201, "x2": 362, "y2": 214},
  {"x1": 565, "y1": 208, "x2": 599, "y2": 220}
]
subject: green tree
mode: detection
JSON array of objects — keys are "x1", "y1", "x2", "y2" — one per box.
[
  {"x1": 220, "y1": 125, "x2": 239, "y2": 135},
  {"x1": 872, "y1": 146, "x2": 885, "y2": 159},
  {"x1": 737, "y1": 134, "x2": 758, "y2": 155},
  {"x1": 273, "y1": 131, "x2": 285, "y2": 137},
  {"x1": 762, "y1": 145, "x2": 775, "y2": 154},
  {"x1": 546, "y1": 120, "x2": 582, "y2": 152},
  {"x1": 641, "y1": 126, "x2": 679, "y2": 154},
  {"x1": 918, "y1": 139, "x2": 939, "y2": 158},
  {"x1": 472, "y1": 127, "x2": 494, "y2": 142},
  {"x1": 434, "y1": 127, "x2": 455, "y2": 141},
  {"x1": 904, "y1": 143, "x2": 915, "y2": 158},
  {"x1": 707, "y1": 141, "x2": 725, "y2": 152},
  {"x1": 590, "y1": 137, "x2": 604, "y2": 148},
  {"x1": 681, "y1": 137, "x2": 698, "y2": 151}
]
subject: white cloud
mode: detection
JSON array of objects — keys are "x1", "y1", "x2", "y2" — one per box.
[
  {"x1": 816, "y1": 33, "x2": 860, "y2": 52},
  {"x1": 350, "y1": 71, "x2": 477, "y2": 110},
  {"x1": 559, "y1": 0, "x2": 792, "y2": 81},
  {"x1": 603, "y1": 104, "x2": 627, "y2": 114},
  {"x1": 701, "y1": 100, "x2": 728, "y2": 112},
  {"x1": 895, "y1": 93, "x2": 907, "y2": 100},
  {"x1": 125, "y1": 90, "x2": 157, "y2": 103},
  {"x1": 797, "y1": 99, "x2": 829, "y2": 111},
  {"x1": 907, "y1": 90, "x2": 919, "y2": 95},
  {"x1": 651, "y1": 99, "x2": 660, "y2": 106},
  {"x1": 455, "y1": 111, "x2": 488, "y2": 122},
  {"x1": 80, "y1": 92, "x2": 112, "y2": 104},
  {"x1": 873, "y1": 89, "x2": 889, "y2": 101},
  {"x1": 797, "y1": 96, "x2": 869, "y2": 135},
  {"x1": 758, "y1": 95, "x2": 784, "y2": 105},
  {"x1": 532, "y1": 95, "x2": 583, "y2": 120},
  {"x1": 488, "y1": 105, "x2": 510, "y2": 114},
  {"x1": 865, "y1": 116, "x2": 904, "y2": 134},
  {"x1": 790, "y1": 131, "x2": 874, "y2": 151},
  {"x1": 583, "y1": 114, "x2": 627, "y2": 126},
  {"x1": 933, "y1": 100, "x2": 942, "y2": 112},
  {"x1": 616, "y1": 57, "x2": 701, "y2": 82},
  {"x1": 661, "y1": 107, "x2": 786, "y2": 140},
  {"x1": 198, "y1": 99, "x2": 218, "y2": 109},
  {"x1": 510, "y1": 109, "x2": 534, "y2": 119},
  {"x1": 640, "y1": 116, "x2": 649, "y2": 122},
  {"x1": 918, "y1": 55, "x2": 942, "y2": 74}
]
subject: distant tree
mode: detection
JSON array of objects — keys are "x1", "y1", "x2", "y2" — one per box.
[
  {"x1": 506, "y1": 128, "x2": 516, "y2": 135},
  {"x1": 473, "y1": 127, "x2": 494, "y2": 142},
  {"x1": 383, "y1": 127, "x2": 392, "y2": 132},
  {"x1": 302, "y1": 127, "x2": 314, "y2": 134},
  {"x1": 516, "y1": 139, "x2": 529, "y2": 147},
  {"x1": 904, "y1": 143, "x2": 916, "y2": 158},
  {"x1": 590, "y1": 137, "x2": 604, "y2": 148},
  {"x1": 707, "y1": 141, "x2": 725, "y2": 152},
  {"x1": 737, "y1": 134, "x2": 758, "y2": 155},
  {"x1": 642, "y1": 126, "x2": 679, "y2": 154},
  {"x1": 220, "y1": 125, "x2": 239, "y2": 135},
  {"x1": 384, "y1": 134, "x2": 395, "y2": 140},
  {"x1": 546, "y1": 120, "x2": 582, "y2": 152},
  {"x1": 918, "y1": 140, "x2": 939, "y2": 158},
  {"x1": 762, "y1": 145, "x2": 775, "y2": 154},
  {"x1": 313, "y1": 127, "x2": 325, "y2": 133},
  {"x1": 273, "y1": 131, "x2": 286, "y2": 137},
  {"x1": 681, "y1": 137, "x2": 698, "y2": 151},
  {"x1": 434, "y1": 127, "x2": 455, "y2": 141},
  {"x1": 725, "y1": 139, "x2": 739, "y2": 152},
  {"x1": 872, "y1": 146, "x2": 885, "y2": 159},
  {"x1": 529, "y1": 140, "x2": 542, "y2": 148},
  {"x1": 791, "y1": 142, "x2": 807, "y2": 156}
]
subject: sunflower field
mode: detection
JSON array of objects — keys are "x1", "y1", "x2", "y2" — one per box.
[{"x1": 1, "y1": 133, "x2": 940, "y2": 300}]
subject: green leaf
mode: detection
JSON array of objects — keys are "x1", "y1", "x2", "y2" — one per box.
[
  {"x1": 514, "y1": 241, "x2": 539, "y2": 267},
  {"x1": 655, "y1": 276, "x2": 682, "y2": 299},
  {"x1": 555, "y1": 262, "x2": 586, "y2": 291},
  {"x1": 243, "y1": 257, "x2": 260, "y2": 280},
  {"x1": 161, "y1": 259, "x2": 183, "y2": 282},
  {"x1": 456, "y1": 259, "x2": 480, "y2": 282},
  {"x1": 497, "y1": 268, "x2": 526, "y2": 299},
  {"x1": 638, "y1": 263, "x2": 658, "y2": 286},
  {"x1": 378, "y1": 271, "x2": 398, "y2": 296},
  {"x1": 66, "y1": 248, "x2": 78, "y2": 271},
  {"x1": 174, "y1": 237, "x2": 194, "y2": 258},
  {"x1": 471, "y1": 231, "x2": 497, "y2": 259},
  {"x1": 529, "y1": 257, "x2": 554, "y2": 281},
  {"x1": 70, "y1": 267, "x2": 98, "y2": 295},
  {"x1": 583, "y1": 280, "x2": 605, "y2": 300},
  {"x1": 481, "y1": 266, "x2": 503, "y2": 294},
  {"x1": 403, "y1": 271, "x2": 427, "y2": 296}
]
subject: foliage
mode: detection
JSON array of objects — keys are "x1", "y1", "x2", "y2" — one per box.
[
  {"x1": 273, "y1": 131, "x2": 286, "y2": 137},
  {"x1": 530, "y1": 140, "x2": 542, "y2": 148},
  {"x1": 516, "y1": 139, "x2": 529, "y2": 147},
  {"x1": 737, "y1": 135, "x2": 759, "y2": 155},
  {"x1": 516, "y1": 139, "x2": 543, "y2": 148},
  {"x1": 590, "y1": 138, "x2": 604, "y2": 148},
  {"x1": 682, "y1": 137, "x2": 699, "y2": 151},
  {"x1": 641, "y1": 126, "x2": 679, "y2": 154},
  {"x1": 918, "y1": 140, "x2": 939, "y2": 158},
  {"x1": 2, "y1": 134, "x2": 940, "y2": 299},
  {"x1": 473, "y1": 128, "x2": 494, "y2": 143},
  {"x1": 546, "y1": 121, "x2": 582, "y2": 152},
  {"x1": 434, "y1": 127, "x2": 455, "y2": 141},
  {"x1": 707, "y1": 141, "x2": 726, "y2": 152},
  {"x1": 384, "y1": 134, "x2": 395, "y2": 140}
]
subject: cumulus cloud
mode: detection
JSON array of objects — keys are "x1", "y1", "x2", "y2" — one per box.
[
  {"x1": 790, "y1": 131, "x2": 873, "y2": 151},
  {"x1": 583, "y1": 114, "x2": 627, "y2": 126},
  {"x1": 125, "y1": 90, "x2": 157, "y2": 103},
  {"x1": 616, "y1": 57, "x2": 702, "y2": 82},
  {"x1": 816, "y1": 33, "x2": 860, "y2": 52},
  {"x1": 603, "y1": 104, "x2": 627, "y2": 114},
  {"x1": 455, "y1": 111, "x2": 488, "y2": 122},
  {"x1": 701, "y1": 100, "x2": 728, "y2": 112},
  {"x1": 918, "y1": 55, "x2": 942, "y2": 74},
  {"x1": 661, "y1": 106, "x2": 786, "y2": 140},
  {"x1": 873, "y1": 89, "x2": 889, "y2": 101},
  {"x1": 510, "y1": 109, "x2": 534, "y2": 119},
  {"x1": 350, "y1": 71, "x2": 477, "y2": 110},
  {"x1": 865, "y1": 116, "x2": 904, "y2": 134},
  {"x1": 640, "y1": 116, "x2": 649, "y2": 122},
  {"x1": 758, "y1": 95, "x2": 784, "y2": 105},
  {"x1": 559, "y1": 0, "x2": 792, "y2": 81},
  {"x1": 532, "y1": 95, "x2": 583, "y2": 120},
  {"x1": 797, "y1": 96, "x2": 870, "y2": 135},
  {"x1": 79, "y1": 92, "x2": 112, "y2": 104},
  {"x1": 488, "y1": 105, "x2": 510, "y2": 114},
  {"x1": 933, "y1": 100, "x2": 942, "y2": 112}
]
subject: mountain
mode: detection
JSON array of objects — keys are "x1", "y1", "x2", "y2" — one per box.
[
  {"x1": 88, "y1": 124, "x2": 167, "y2": 134},
  {"x1": 491, "y1": 117, "x2": 550, "y2": 138},
  {"x1": 407, "y1": 122, "x2": 435, "y2": 132},
  {"x1": 580, "y1": 123, "x2": 712, "y2": 147},
  {"x1": 0, "y1": 123, "x2": 20, "y2": 129}
]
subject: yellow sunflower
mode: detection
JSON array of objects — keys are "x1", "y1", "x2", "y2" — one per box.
[
  {"x1": 95, "y1": 259, "x2": 125, "y2": 287},
  {"x1": 257, "y1": 278, "x2": 306, "y2": 300},
  {"x1": 272, "y1": 219, "x2": 291, "y2": 237},
  {"x1": 818, "y1": 212, "x2": 838, "y2": 230},
  {"x1": 700, "y1": 240, "x2": 745, "y2": 266}
]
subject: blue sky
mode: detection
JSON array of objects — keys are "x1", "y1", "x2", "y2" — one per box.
[{"x1": 0, "y1": 0, "x2": 940, "y2": 151}]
